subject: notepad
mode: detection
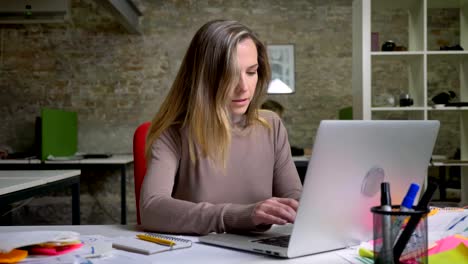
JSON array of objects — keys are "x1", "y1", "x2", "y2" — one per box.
[{"x1": 112, "y1": 233, "x2": 192, "y2": 255}]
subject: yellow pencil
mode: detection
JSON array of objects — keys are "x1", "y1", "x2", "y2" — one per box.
[{"x1": 136, "y1": 234, "x2": 176, "y2": 247}]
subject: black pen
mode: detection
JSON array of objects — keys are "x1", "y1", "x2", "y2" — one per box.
[{"x1": 393, "y1": 183, "x2": 438, "y2": 263}]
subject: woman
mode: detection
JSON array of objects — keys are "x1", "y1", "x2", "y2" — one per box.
[{"x1": 140, "y1": 20, "x2": 302, "y2": 235}]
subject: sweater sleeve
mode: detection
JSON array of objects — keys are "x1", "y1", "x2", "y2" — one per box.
[
  {"x1": 139, "y1": 128, "x2": 260, "y2": 235},
  {"x1": 272, "y1": 115, "x2": 303, "y2": 200}
]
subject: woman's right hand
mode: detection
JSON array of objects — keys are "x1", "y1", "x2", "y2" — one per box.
[{"x1": 251, "y1": 197, "x2": 299, "y2": 226}]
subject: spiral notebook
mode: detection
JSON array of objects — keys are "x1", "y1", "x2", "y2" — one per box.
[{"x1": 112, "y1": 233, "x2": 192, "y2": 255}]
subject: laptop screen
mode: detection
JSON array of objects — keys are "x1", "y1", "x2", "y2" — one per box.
[{"x1": 288, "y1": 120, "x2": 439, "y2": 257}]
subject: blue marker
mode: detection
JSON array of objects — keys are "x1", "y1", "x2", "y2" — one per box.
[
  {"x1": 393, "y1": 183, "x2": 438, "y2": 263},
  {"x1": 392, "y1": 184, "x2": 420, "y2": 244},
  {"x1": 401, "y1": 183, "x2": 420, "y2": 212}
]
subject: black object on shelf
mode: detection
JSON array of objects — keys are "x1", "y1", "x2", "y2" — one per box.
[
  {"x1": 399, "y1": 94, "x2": 414, "y2": 107},
  {"x1": 445, "y1": 102, "x2": 468, "y2": 107},
  {"x1": 382, "y1": 40, "x2": 396, "y2": 51},
  {"x1": 432, "y1": 91, "x2": 456, "y2": 105},
  {"x1": 440, "y1": 44, "x2": 464, "y2": 51}
]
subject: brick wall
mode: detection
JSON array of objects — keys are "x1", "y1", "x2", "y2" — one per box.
[{"x1": 0, "y1": 0, "x2": 461, "y2": 224}]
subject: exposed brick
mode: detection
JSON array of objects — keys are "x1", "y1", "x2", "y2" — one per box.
[{"x1": 0, "y1": 0, "x2": 461, "y2": 224}]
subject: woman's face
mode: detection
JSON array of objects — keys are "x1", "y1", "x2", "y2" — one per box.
[{"x1": 229, "y1": 37, "x2": 258, "y2": 121}]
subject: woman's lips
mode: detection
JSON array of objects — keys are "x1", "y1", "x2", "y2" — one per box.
[{"x1": 231, "y1": 98, "x2": 249, "y2": 106}]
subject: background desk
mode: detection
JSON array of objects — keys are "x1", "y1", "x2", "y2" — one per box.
[
  {"x1": 293, "y1": 156, "x2": 309, "y2": 184},
  {"x1": 431, "y1": 161, "x2": 468, "y2": 206},
  {"x1": 0, "y1": 170, "x2": 81, "y2": 225},
  {"x1": 0, "y1": 159, "x2": 41, "y2": 164},
  {"x1": 294, "y1": 156, "x2": 468, "y2": 206},
  {"x1": 0, "y1": 225, "x2": 349, "y2": 264},
  {"x1": 0, "y1": 155, "x2": 134, "y2": 224}
]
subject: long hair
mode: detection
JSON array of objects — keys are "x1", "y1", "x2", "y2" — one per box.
[{"x1": 145, "y1": 20, "x2": 271, "y2": 167}]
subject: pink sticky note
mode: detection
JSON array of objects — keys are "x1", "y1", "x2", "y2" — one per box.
[{"x1": 29, "y1": 243, "x2": 83, "y2": 256}]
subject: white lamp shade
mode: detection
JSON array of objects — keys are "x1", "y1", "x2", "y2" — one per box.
[{"x1": 267, "y1": 78, "x2": 293, "y2": 94}]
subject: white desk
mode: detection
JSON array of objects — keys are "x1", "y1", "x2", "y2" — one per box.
[
  {"x1": 44, "y1": 155, "x2": 134, "y2": 224},
  {"x1": 0, "y1": 225, "x2": 349, "y2": 263},
  {"x1": 293, "y1": 156, "x2": 468, "y2": 206},
  {"x1": 431, "y1": 161, "x2": 468, "y2": 206},
  {"x1": 0, "y1": 170, "x2": 81, "y2": 225},
  {"x1": 0, "y1": 159, "x2": 41, "y2": 164},
  {"x1": 0, "y1": 155, "x2": 134, "y2": 224},
  {"x1": 43, "y1": 155, "x2": 133, "y2": 165}
]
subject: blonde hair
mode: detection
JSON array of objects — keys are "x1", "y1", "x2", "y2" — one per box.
[{"x1": 146, "y1": 20, "x2": 271, "y2": 167}]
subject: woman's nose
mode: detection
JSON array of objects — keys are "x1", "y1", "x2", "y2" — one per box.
[{"x1": 236, "y1": 75, "x2": 248, "y2": 92}]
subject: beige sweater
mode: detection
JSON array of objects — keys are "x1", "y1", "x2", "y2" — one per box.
[{"x1": 140, "y1": 110, "x2": 302, "y2": 235}]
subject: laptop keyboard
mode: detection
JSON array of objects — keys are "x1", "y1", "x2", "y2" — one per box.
[{"x1": 252, "y1": 235, "x2": 290, "y2": 248}]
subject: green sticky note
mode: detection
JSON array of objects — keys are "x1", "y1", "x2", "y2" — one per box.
[
  {"x1": 428, "y1": 243, "x2": 468, "y2": 264},
  {"x1": 358, "y1": 247, "x2": 374, "y2": 259}
]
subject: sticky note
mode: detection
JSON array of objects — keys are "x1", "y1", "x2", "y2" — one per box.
[
  {"x1": 428, "y1": 243, "x2": 468, "y2": 264},
  {"x1": 428, "y1": 235, "x2": 468, "y2": 255},
  {"x1": 0, "y1": 249, "x2": 28, "y2": 263},
  {"x1": 358, "y1": 247, "x2": 374, "y2": 259}
]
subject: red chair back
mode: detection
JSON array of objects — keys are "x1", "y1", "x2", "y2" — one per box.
[{"x1": 133, "y1": 122, "x2": 151, "y2": 225}]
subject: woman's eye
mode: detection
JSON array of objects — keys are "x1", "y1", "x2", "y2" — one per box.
[{"x1": 247, "y1": 71, "x2": 257, "y2": 76}]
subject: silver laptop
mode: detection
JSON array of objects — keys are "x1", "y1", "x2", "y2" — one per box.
[{"x1": 199, "y1": 120, "x2": 440, "y2": 258}]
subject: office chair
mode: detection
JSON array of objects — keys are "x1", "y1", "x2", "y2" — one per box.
[
  {"x1": 338, "y1": 106, "x2": 353, "y2": 120},
  {"x1": 132, "y1": 122, "x2": 151, "y2": 225}
]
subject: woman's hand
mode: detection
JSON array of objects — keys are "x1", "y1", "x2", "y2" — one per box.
[{"x1": 251, "y1": 197, "x2": 299, "y2": 226}]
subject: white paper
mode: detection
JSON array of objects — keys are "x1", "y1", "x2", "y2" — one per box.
[
  {"x1": 76, "y1": 235, "x2": 114, "y2": 258},
  {"x1": 428, "y1": 209, "x2": 468, "y2": 242},
  {"x1": 0, "y1": 231, "x2": 80, "y2": 253},
  {"x1": 17, "y1": 255, "x2": 91, "y2": 264},
  {"x1": 335, "y1": 245, "x2": 372, "y2": 264}
]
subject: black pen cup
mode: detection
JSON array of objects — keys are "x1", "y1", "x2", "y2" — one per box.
[{"x1": 370, "y1": 205, "x2": 429, "y2": 264}]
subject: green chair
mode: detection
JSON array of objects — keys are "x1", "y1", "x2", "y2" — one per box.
[
  {"x1": 338, "y1": 106, "x2": 353, "y2": 120},
  {"x1": 41, "y1": 108, "x2": 78, "y2": 160}
]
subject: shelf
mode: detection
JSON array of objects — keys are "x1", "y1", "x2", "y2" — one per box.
[
  {"x1": 428, "y1": 106, "x2": 468, "y2": 111},
  {"x1": 354, "y1": 0, "x2": 468, "y2": 204},
  {"x1": 432, "y1": 160, "x2": 468, "y2": 166},
  {"x1": 372, "y1": 106, "x2": 468, "y2": 111},
  {"x1": 371, "y1": 107, "x2": 426, "y2": 111},
  {"x1": 371, "y1": 51, "x2": 425, "y2": 56}
]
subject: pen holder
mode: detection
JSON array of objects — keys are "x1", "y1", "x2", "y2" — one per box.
[{"x1": 370, "y1": 205, "x2": 429, "y2": 264}]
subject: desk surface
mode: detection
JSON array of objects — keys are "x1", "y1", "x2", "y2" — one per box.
[
  {"x1": 0, "y1": 159, "x2": 41, "y2": 164},
  {"x1": 0, "y1": 156, "x2": 133, "y2": 224},
  {"x1": 0, "y1": 225, "x2": 349, "y2": 264},
  {"x1": 43, "y1": 154, "x2": 133, "y2": 164},
  {"x1": 292, "y1": 156, "x2": 310, "y2": 162},
  {"x1": 0, "y1": 155, "x2": 133, "y2": 165},
  {"x1": 0, "y1": 170, "x2": 81, "y2": 195}
]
